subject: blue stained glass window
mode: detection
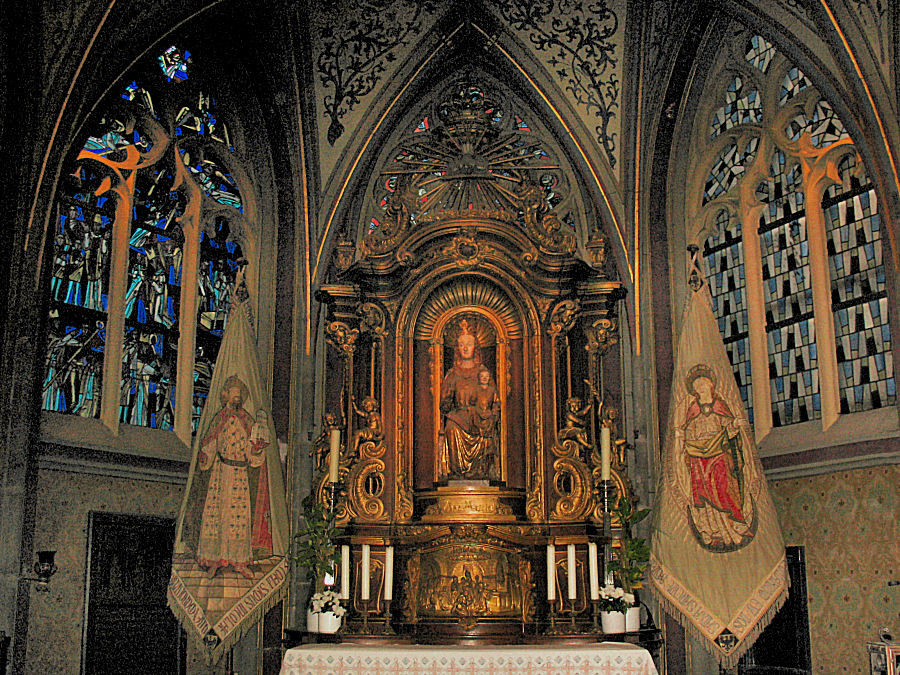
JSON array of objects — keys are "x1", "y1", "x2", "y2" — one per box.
[
  {"x1": 180, "y1": 150, "x2": 243, "y2": 211},
  {"x1": 745, "y1": 35, "x2": 775, "y2": 73},
  {"x1": 159, "y1": 46, "x2": 191, "y2": 82},
  {"x1": 703, "y1": 137, "x2": 760, "y2": 204},
  {"x1": 710, "y1": 76, "x2": 763, "y2": 138},
  {"x1": 44, "y1": 314, "x2": 105, "y2": 418},
  {"x1": 757, "y1": 150, "x2": 820, "y2": 426},
  {"x1": 175, "y1": 94, "x2": 232, "y2": 149},
  {"x1": 194, "y1": 216, "x2": 244, "y2": 432},
  {"x1": 823, "y1": 156, "x2": 896, "y2": 412},
  {"x1": 120, "y1": 326, "x2": 176, "y2": 429},
  {"x1": 704, "y1": 210, "x2": 754, "y2": 424},
  {"x1": 122, "y1": 81, "x2": 156, "y2": 118}
]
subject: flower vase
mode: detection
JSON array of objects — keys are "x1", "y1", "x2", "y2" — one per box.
[
  {"x1": 306, "y1": 609, "x2": 319, "y2": 633},
  {"x1": 317, "y1": 611, "x2": 342, "y2": 634},
  {"x1": 600, "y1": 610, "x2": 626, "y2": 634},
  {"x1": 625, "y1": 606, "x2": 641, "y2": 632}
]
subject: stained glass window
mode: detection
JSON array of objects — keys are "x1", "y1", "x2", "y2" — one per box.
[
  {"x1": 710, "y1": 76, "x2": 762, "y2": 138},
  {"x1": 823, "y1": 156, "x2": 896, "y2": 413},
  {"x1": 702, "y1": 138, "x2": 760, "y2": 204},
  {"x1": 159, "y1": 46, "x2": 191, "y2": 82},
  {"x1": 786, "y1": 100, "x2": 849, "y2": 147},
  {"x1": 745, "y1": 35, "x2": 775, "y2": 73},
  {"x1": 44, "y1": 46, "x2": 250, "y2": 437},
  {"x1": 704, "y1": 210, "x2": 754, "y2": 423},
  {"x1": 757, "y1": 151, "x2": 820, "y2": 426},
  {"x1": 194, "y1": 216, "x2": 245, "y2": 432},
  {"x1": 779, "y1": 66, "x2": 812, "y2": 105}
]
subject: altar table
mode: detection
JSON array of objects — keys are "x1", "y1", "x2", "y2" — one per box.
[{"x1": 280, "y1": 642, "x2": 659, "y2": 674}]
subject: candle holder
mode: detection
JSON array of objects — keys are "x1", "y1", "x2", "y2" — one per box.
[
  {"x1": 381, "y1": 599, "x2": 395, "y2": 635},
  {"x1": 545, "y1": 599, "x2": 561, "y2": 635},
  {"x1": 359, "y1": 599, "x2": 373, "y2": 634},
  {"x1": 568, "y1": 598, "x2": 577, "y2": 629},
  {"x1": 590, "y1": 600, "x2": 601, "y2": 633}
]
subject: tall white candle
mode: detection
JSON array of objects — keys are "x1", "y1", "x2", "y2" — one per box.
[
  {"x1": 567, "y1": 544, "x2": 577, "y2": 600},
  {"x1": 384, "y1": 546, "x2": 394, "y2": 601},
  {"x1": 588, "y1": 542, "x2": 599, "y2": 600},
  {"x1": 361, "y1": 544, "x2": 371, "y2": 600},
  {"x1": 328, "y1": 428, "x2": 341, "y2": 482},
  {"x1": 340, "y1": 545, "x2": 350, "y2": 599},
  {"x1": 546, "y1": 544, "x2": 556, "y2": 601},
  {"x1": 600, "y1": 426, "x2": 611, "y2": 481}
]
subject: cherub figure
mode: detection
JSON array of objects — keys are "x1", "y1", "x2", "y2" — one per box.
[
  {"x1": 557, "y1": 396, "x2": 593, "y2": 449},
  {"x1": 351, "y1": 396, "x2": 383, "y2": 454},
  {"x1": 311, "y1": 412, "x2": 342, "y2": 474}
]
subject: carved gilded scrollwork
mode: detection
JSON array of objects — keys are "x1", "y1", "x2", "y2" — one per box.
[
  {"x1": 325, "y1": 320, "x2": 359, "y2": 355},
  {"x1": 356, "y1": 302, "x2": 388, "y2": 337},
  {"x1": 547, "y1": 298, "x2": 581, "y2": 338},
  {"x1": 438, "y1": 233, "x2": 496, "y2": 268},
  {"x1": 360, "y1": 175, "x2": 417, "y2": 257},
  {"x1": 332, "y1": 233, "x2": 356, "y2": 272},
  {"x1": 584, "y1": 316, "x2": 618, "y2": 355},
  {"x1": 551, "y1": 456, "x2": 594, "y2": 521},
  {"x1": 525, "y1": 357, "x2": 544, "y2": 522},
  {"x1": 518, "y1": 177, "x2": 577, "y2": 255},
  {"x1": 346, "y1": 435, "x2": 388, "y2": 523},
  {"x1": 585, "y1": 230, "x2": 608, "y2": 270},
  {"x1": 518, "y1": 558, "x2": 534, "y2": 623}
]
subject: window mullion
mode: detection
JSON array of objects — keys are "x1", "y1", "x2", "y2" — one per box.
[
  {"x1": 739, "y1": 176, "x2": 774, "y2": 441},
  {"x1": 100, "y1": 183, "x2": 133, "y2": 433},
  {"x1": 803, "y1": 160, "x2": 841, "y2": 429},
  {"x1": 174, "y1": 218, "x2": 200, "y2": 446}
]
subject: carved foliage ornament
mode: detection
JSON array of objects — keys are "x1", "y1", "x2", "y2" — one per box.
[
  {"x1": 547, "y1": 298, "x2": 581, "y2": 338},
  {"x1": 325, "y1": 321, "x2": 359, "y2": 355}
]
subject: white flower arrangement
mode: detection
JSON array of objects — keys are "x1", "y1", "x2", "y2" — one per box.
[
  {"x1": 597, "y1": 584, "x2": 635, "y2": 613},
  {"x1": 310, "y1": 589, "x2": 346, "y2": 616}
]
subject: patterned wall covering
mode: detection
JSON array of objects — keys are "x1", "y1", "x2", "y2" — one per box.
[
  {"x1": 24, "y1": 465, "x2": 227, "y2": 674},
  {"x1": 770, "y1": 465, "x2": 899, "y2": 675}
]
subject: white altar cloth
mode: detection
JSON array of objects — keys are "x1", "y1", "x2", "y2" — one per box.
[{"x1": 280, "y1": 642, "x2": 659, "y2": 675}]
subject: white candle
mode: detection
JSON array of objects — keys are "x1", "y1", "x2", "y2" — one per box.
[
  {"x1": 384, "y1": 546, "x2": 394, "y2": 601},
  {"x1": 588, "y1": 542, "x2": 599, "y2": 600},
  {"x1": 340, "y1": 545, "x2": 350, "y2": 599},
  {"x1": 600, "y1": 426, "x2": 611, "y2": 481},
  {"x1": 546, "y1": 544, "x2": 556, "y2": 601},
  {"x1": 567, "y1": 544, "x2": 577, "y2": 600},
  {"x1": 361, "y1": 544, "x2": 370, "y2": 600},
  {"x1": 328, "y1": 428, "x2": 341, "y2": 482}
]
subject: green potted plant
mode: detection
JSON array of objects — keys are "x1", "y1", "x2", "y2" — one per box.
[
  {"x1": 608, "y1": 496, "x2": 651, "y2": 631},
  {"x1": 294, "y1": 494, "x2": 342, "y2": 633}
]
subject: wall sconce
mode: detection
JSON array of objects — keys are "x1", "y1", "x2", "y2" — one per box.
[{"x1": 22, "y1": 551, "x2": 57, "y2": 592}]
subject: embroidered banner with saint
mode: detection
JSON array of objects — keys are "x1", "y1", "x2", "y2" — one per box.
[
  {"x1": 649, "y1": 268, "x2": 789, "y2": 668},
  {"x1": 168, "y1": 296, "x2": 289, "y2": 662}
]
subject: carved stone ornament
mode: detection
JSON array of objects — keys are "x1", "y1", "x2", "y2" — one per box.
[
  {"x1": 325, "y1": 320, "x2": 359, "y2": 356},
  {"x1": 584, "y1": 316, "x2": 618, "y2": 355},
  {"x1": 547, "y1": 298, "x2": 581, "y2": 338},
  {"x1": 440, "y1": 233, "x2": 494, "y2": 268},
  {"x1": 356, "y1": 302, "x2": 388, "y2": 337},
  {"x1": 585, "y1": 230, "x2": 608, "y2": 269},
  {"x1": 333, "y1": 234, "x2": 356, "y2": 272}
]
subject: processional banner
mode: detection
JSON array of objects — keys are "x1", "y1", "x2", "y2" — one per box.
[
  {"x1": 168, "y1": 296, "x2": 289, "y2": 662},
  {"x1": 649, "y1": 265, "x2": 789, "y2": 668}
]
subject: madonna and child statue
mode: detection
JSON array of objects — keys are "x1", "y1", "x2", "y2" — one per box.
[{"x1": 438, "y1": 317, "x2": 502, "y2": 482}]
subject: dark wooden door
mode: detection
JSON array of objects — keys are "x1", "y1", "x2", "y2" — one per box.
[{"x1": 82, "y1": 512, "x2": 185, "y2": 675}]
